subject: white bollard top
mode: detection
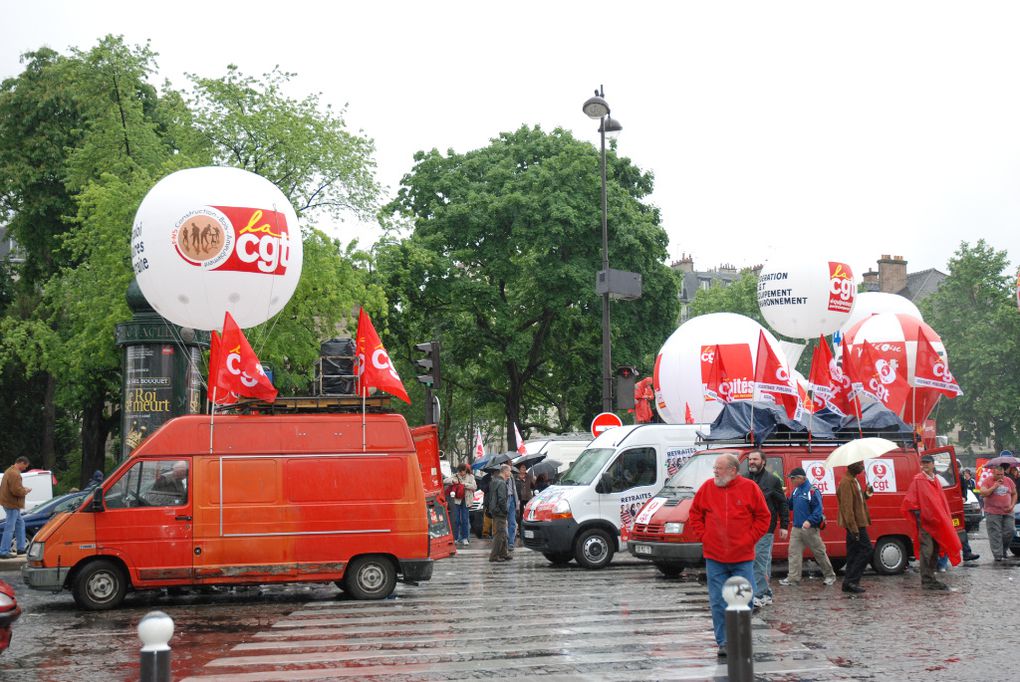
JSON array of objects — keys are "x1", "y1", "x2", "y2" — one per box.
[
  {"x1": 138, "y1": 610, "x2": 174, "y2": 652},
  {"x1": 722, "y1": 576, "x2": 753, "y2": 610}
]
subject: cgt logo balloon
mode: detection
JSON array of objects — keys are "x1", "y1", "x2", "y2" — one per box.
[
  {"x1": 757, "y1": 257, "x2": 856, "y2": 339},
  {"x1": 131, "y1": 167, "x2": 304, "y2": 331}
]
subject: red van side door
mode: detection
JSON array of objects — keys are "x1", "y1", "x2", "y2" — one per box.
[{"x1": 95, "y1": 457, "x2": 194, "y2": 584}]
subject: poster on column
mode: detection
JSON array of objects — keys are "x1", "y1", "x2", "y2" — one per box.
[
  {"x1": 865, "y1": 458, "x2": 897, "y2": 492},
  {"x1": 804, "y1": 460, "x2": 836, "y2": 494}
]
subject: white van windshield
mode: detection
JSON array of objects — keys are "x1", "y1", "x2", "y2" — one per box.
[
  {"x1": 559, "y1": 448, "x2": 615, "y2": 486},
  {"x1": 662, "y1": 452, "x2": 731, "y2": 491}
]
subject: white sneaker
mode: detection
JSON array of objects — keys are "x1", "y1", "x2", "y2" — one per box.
[
  {"x1": 779, "y1": 578, "x2": 797, "y2": 586},
  {"x1": 761, "y1": 594, "x2": 773, "y2": 605},
  {"x1": 823, "y1": 576, "x2": 837, "y2": 586},
  {"x1": 463, "y1": 539, "x2": 470, "y2": 546},
  {"x1": 752, "y1": 597, "x2": 765, "y2": 609}
]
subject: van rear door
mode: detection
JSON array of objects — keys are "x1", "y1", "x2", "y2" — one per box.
[
  {"x1": 410, "y1": 425, "x2": 456, "y2": 559},
  {"x1": 95, "y1": 457, "x2": 194, "y2": 584}
]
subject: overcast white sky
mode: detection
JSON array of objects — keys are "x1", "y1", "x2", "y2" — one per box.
[{"x1": 4, "y1": 1, "x2": 1020, "y2": 280}]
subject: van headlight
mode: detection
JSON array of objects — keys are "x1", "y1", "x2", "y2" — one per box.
[
  {"x1": 664, "y1": 522, "x2": 684, "y2": 534},
  {"x1": 551, "y1": 498, "x2": 572, "y2": 520},
  {"x1": 27, "y1": 542, "x2": 44, "y2": 561}
]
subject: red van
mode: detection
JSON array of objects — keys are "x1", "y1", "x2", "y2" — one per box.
[
  {"x1": 411, "y1": 424, "x2": 457, "y2": 560},
  {"x1": 628, "y1": 443, "x2": 965, "y2": 577},
  {"x1": 23, "y1": 411, "x2": 443, "y2": 609}
]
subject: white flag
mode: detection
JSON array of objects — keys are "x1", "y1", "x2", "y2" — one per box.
[{"x1": 474, "y1": 429, "x2": 484, "y2": 462}]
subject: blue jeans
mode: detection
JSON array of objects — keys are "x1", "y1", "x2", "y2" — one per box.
[
  {"x1": 507, "y1": 505, "x2": 517, "y2": 547},
  {"x1": 1, "y1": 507, "x2": 26, "y2": 555},
  {"x1": 454, "y1": 504, "x2": 471, "y2": 542},
  {"x1": 705, "y1": 559, "x2": 755, "y2": 646},
  {"x1": 753, "y1": 533, "x2": 775, "y2": 599}
]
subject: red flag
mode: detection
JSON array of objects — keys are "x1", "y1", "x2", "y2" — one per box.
[
  {"x1": 832, "y1": 338, "x2": 859, "y2": 417},
  {"x1": 808, "y1": 336, "x2": 835, "y2": 401},
  {"x1": 354, "y1": 308, "x2": 410, "y2": 403},
  {"x1": 474, "y1": 429, "x2": 484, "y2": 462},
  {"x1": 853, "y1": 341, "x2": 910, "y2": 414},
  {"x1": 913, "y1": 332, "x2": 962, "y2": 398},
  {"x1": 703, "y1": 345, "x2": 732, "y2": 403},
  {"x1": 754, "y1": 331, "x2": 799, "y2": 419},
  {"x1": 217, "y1": 312, "x2": 278, "y2": 402},
  {"x1": 208, "y1": 331, "x2": 238, "y2": 405},
  {"x1": 684, "y1": 402, "x2": 694, "y2": 425},
  {"x1": 513, "y1": 423, "x2": 527, "y2": 455}
]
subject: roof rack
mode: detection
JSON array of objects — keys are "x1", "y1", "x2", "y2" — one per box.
[
  {"x1": 215, "y1": 395, "x2": 393, "y2": 415},
  {"x1": 700, "y1": 429, "x2": 919, "y2": 449}
]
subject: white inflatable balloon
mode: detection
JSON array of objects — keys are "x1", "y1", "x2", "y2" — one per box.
[
  {"x1": 131, "y1": 167, "x2": 303, "y2": 330},
  {"x1": 653, "y1": 313, "x2": 789, "y2": 424},
  {"x1": 843, "y1": 313, "x2": 945, "y2": 386},
  {"x1": 757, "y1": 258, "x2": 856, "y2": 339},
  {"x1": 838, "y1": 292, "x2": 922, "y2": 337}
]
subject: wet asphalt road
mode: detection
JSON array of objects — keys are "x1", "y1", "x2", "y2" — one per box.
[{"x1": 0, "y1": 530, "x2": 1016, "y2": 681}]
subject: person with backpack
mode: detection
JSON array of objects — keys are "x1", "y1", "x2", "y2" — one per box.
[
  {"x1": 444, "y1": 464, "x2": 476, "y2": 546},
  {"x1": 780, "y1": 467, "x2": 837, "y2": 587}
]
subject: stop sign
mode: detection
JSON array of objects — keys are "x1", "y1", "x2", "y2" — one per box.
[{"x1": 591, "y1": 412, "x2": 624, "y2": 439}]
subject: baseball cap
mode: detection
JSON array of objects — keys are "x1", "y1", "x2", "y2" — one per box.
[
  {"x1": 789, "y1": 467, "x2": 806, "y2": 478},
  {"x1": 920, "y1": 455, "x2": 935, "y2": 463}
]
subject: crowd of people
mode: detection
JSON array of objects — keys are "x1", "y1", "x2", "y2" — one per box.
[{"x1": 444, "y1": 461, "x2": 537, "y2": 561}]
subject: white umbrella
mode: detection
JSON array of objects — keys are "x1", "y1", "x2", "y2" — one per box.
[{"x1": 824, "y1": 438, "x2": 899, "y2": 469}]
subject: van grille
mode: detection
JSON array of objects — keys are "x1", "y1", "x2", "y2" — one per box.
[{"x1": 664, "y1": 499, "x2": 680, "y2": 507}]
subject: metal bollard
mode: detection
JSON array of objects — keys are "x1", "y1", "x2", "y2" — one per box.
[
  {"x1": 722, "y1": 576, "x2": 753, "y2": 681},
  {"x1": 138, "y1": 610, "x2": 174, "y2": 682}
]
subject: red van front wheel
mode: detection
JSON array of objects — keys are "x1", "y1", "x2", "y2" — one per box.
[
  {"x1": 72, "y1": 560, "x2": 128, "y2": 610},
  {"x1": 344, "y1": 556, "x2": 397, "y2": 600}
]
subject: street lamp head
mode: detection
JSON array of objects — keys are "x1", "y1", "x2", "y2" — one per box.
[
  {"x1": 583, "y1": 94, "x2": 610, "y2": 119},
  {"x1": 599, "y1": 116, "x2": 623, "y2": 140}
]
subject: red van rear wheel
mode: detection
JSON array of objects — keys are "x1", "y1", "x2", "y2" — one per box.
[
  {"x1": 72, "y1": 559, "x2": 128, "y2": 610},
  {"x1": 344, "y1": 556, "x2": 397, "y2": 600}
]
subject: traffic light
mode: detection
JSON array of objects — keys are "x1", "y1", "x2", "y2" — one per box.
[
  {"x1": 615, "y1": 365, "x2": 639, "y2": 410},
  {"x1": 414, "y1": 340, "x2": 441, "y2": 389}
]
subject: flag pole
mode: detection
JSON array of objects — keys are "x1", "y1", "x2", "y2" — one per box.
[{"x1": 209, "y1": 387, "x2": 217, "y2": 455}]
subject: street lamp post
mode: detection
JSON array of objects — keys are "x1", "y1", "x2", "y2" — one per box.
[{"x1": 583, "y1": 86, "x2": 623, "y2": 413}]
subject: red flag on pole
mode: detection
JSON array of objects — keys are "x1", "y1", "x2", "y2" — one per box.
[
  {"x1": 353, "y1": 308, "x2": 410, "y2": 403},
  {"x1": 754, "y1": 331, "x2": 799, "y2": 419},
  {"x1": 474, "y1": 429, "x2": 485, "y2": 462},
  {"x1": 853, "y1": 341, "x2": 910, "y2": 414},
  {"x1": 704, "y1": 345, "x2": 732, "y2": 403},
  {"x1": 208, "y1": 331, "x2": 238, "y2": 405},
  {"x1": 217, "y1": 312, "x2": 278, "y2": 402},
  {"x1": 513, "y1": 422, "x2": 527, "y2": 455},
  {"x1": 913, "y1": 332, "x2": 963, "y2": 397},
  {"x1": 684, "y1": 402, "x2": 694, "y2": 425}
]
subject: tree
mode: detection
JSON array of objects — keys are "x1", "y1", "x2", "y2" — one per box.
[
  {"x1": 921, "y1": 240, "x2": 1020, "y2": 450},
  {"x1": 688, "y1": 271, "x2": 764, "y2": 325},
  {"x1": 187, "y1": 65, "x2": 379, "y2": 223},
  {"x1": 0, "y1": 37, "x2": 383, "y2": 484},
  {"x1": 377, "y1": 126, "x2": 679, "y2": 448}
]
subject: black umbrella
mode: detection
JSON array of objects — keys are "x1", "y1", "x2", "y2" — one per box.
[
  {"x1": 529, "y1": 459, "x2": 562, "y2": 480},
  {"x1": 512, "y1": 453, "x2": 547, "y2": 470},
  {"x1": 481, "y1": 452, "x2": 515, "y2": 473}
]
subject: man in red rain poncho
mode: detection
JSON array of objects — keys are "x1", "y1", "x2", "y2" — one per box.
[
  {"x1": 901, "y1": 454, "x2": 962, "y2": 591},
  {"x1": 633, "y1": 377, "x2": 654, "y2": 423}
]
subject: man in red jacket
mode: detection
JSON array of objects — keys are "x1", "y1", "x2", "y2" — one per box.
[
  {"x1": 901, "y1": 454, "x2": 962, "y2": 590},
  {"x1": 688, "y1": 453, "x2": 771, "y2": 659}
]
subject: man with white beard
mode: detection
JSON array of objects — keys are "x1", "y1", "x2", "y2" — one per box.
[{"x1": 687, "y1": 454, "x2": 771, "y2": 659}]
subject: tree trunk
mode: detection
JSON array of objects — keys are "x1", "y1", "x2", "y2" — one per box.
[
  {"x1": 80, "y1": 394, "x2": 114, "y2": 488},
  {"x1": 41, "y1": 373, "x2": 56, "y2": 471}
]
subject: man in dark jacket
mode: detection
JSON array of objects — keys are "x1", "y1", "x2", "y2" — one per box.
[
  {"x1": 488, "y1": 465, "x2": 511, "y2": 563},
  {"x1": 746, "y1": 450, "x2": 789, "y2": 608},
  {"x1": 836, "y1": 461, "x2": 873, "y2": 594}
]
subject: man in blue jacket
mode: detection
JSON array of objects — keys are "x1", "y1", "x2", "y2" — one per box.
[{"x1": 780, "y1": 467, "x2": 836, "y2": 586}]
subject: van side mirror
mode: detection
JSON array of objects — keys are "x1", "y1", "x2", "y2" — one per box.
[
  {"x1": 596, "y1": 473, "x2": 613, "y2": 494},
  {"x1": 90, "y1": 488, "x2": 104, "y2": 512}
]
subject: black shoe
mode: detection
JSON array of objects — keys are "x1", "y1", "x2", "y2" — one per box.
[
  {"x1": 963, "y1": 554, "x2": 980, "y2": 561},
  {"x1": 923, "y1": 581, "x2": 950, "y2": 591},
  {"x1": 0, "y1": 554, "x2": 15, "y2": 560},
  {"x1": 15, "y1": 550, "x2": 26, "y2": 556},
  {"x1": 842, "y1": 584, "x2": 866, "y2": 594},
  {"x1": 717, "y1": 644, "x2": 727, "y2": 658}
]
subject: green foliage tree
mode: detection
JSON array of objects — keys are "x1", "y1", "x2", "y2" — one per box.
[
  {"x1": 688, "y1": 270, "x2": 764, "y2": 325},
  {"x1": 0, "y1": 37, "x2": 382, "y2": 483},
  {"x1": 377, "y1": 126, "x2": 679, "y2": 449},
  {"x1": 920, "y1": 240, "x2": 1020, "y2": 450}
]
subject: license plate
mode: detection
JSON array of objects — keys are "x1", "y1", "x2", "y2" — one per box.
[
  {"x1": 634, "y1": 544, "x2": 652, "y2": 555},
  {"x1": 524, "y1": 530, "x2": 534, "y2": 539}
]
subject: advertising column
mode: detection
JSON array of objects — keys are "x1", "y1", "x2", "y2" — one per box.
[{"x1": 115, "y1": 280, "x2": 209, "y2": 460}]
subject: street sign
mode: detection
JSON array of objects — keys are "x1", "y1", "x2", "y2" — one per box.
[{"x1": 591, "y1": 411, "x2": 624, "y2": 439}]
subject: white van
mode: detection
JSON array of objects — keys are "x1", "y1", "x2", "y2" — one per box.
[
  {"x1": 22, "y1": 470, "x2": 54, "y2": 512},
  {"x1": 521, "y1": 423, "x2": 707, "y2": 569}
]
